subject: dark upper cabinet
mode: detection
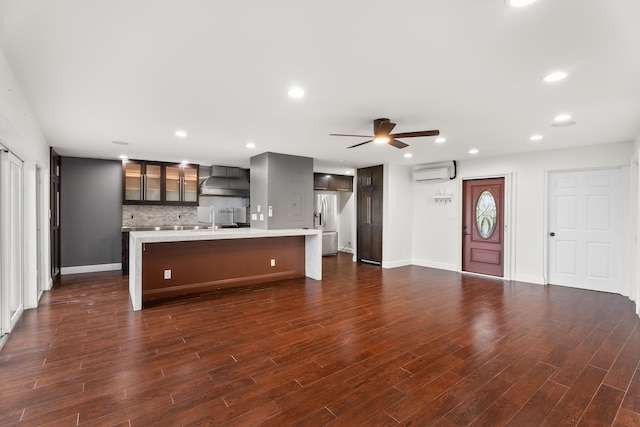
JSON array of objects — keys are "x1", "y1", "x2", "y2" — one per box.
[
  {"x1": 313, "y1": 173, "x2": 353, "y2": 192},
  {"x1": 313, "y1": 174, "x2": 330, "y2": 190},
  {"x1": 123, "y1": 160, "x2": 199, "y2": 205},
  {"x1": 123, "y1": 160, "x2": 163, "y2": 203},
  {"x1": 164, "y1": 163, "x2": 199, "y2": 204}
]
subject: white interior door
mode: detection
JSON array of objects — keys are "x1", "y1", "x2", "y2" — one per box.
[
  {"x1": 0, "y1": 149, "x2": 24, "y2": 335},
  {"x1": 548, "y1": 168, "x2": 623, "y2": 293}
]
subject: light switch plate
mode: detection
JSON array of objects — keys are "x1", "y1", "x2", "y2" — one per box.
[
  {"x1": 251, "y1": 213, "x2": 257, "y2": 221},
  {"x1": 259, "y1": 214, "x2": 264, "y2": 221},
  {"x1": 164, "y1": 269, "x2": 171, "y2": 279},
  {"x1": 268, "y1": 206, "x2": 273, "y2": 217}
]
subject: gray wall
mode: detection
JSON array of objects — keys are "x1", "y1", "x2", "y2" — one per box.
[
  {"x1": 250, "y1": 152, "x2": 268, "y2": 228},
  {"x1": 250, "y1": 152, "x2": 313, "y2": 230},
  {"x1": 60, "y1": 157, "x2": 122, "y2": 268}
]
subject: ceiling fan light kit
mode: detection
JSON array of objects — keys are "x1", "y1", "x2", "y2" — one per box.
[{"x1": 330, "y1": 118, "x2": 440, "y2": 149}]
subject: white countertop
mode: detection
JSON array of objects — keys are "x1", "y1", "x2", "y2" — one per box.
[{"x1": 129, "y1": 227, "x2": 322, "y2": 244}]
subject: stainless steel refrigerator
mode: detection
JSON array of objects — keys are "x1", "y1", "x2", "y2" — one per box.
[{"x1": 314, "y1": 193, "x2": 338, "y2": 256}]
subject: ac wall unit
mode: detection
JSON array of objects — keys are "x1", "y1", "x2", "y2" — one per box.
[{"x1": 413, "y1": 161, "x2": 456, "y2": 182}]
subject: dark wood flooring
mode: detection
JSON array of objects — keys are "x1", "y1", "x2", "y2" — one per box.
[{"x1": 2, "y1": 252, "x2": 640, "y2": 426}]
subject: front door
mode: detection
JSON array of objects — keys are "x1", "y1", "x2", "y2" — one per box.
[
  {"x1": 547, "y1": 168, "x2": 623, "y2": 293},
  {"x1": 462, "y1": 178, "x2": 505, "y2": 277}
]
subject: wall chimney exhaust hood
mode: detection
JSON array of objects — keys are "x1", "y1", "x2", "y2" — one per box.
[{"x1": 199, "y1": 165, "x2": 250, "y2": 196}]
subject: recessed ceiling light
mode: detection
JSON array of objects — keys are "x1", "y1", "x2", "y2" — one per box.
[
  {"x1": 508, "y1": 0, "x2": 537, "y2": 7},
  {"x1": 374, "y1": 136, "x2": 390, "y2": 144},
  {"x1": 119, "y1": 154, "x2": 128, "y2": 160},
  {"x1": 435, "y1": 137, "x2": 446, "y2": 144},
  {"x1": 246, "y1": 142, "x2": 256, "y2": 149},
  {"x1": 175, "y1": 130, "x2": 187, "y2": 138},
  {"x1": 404, "y1": 153, "x2": 413, "y2": 158},
  {"x1": 181, "y1": 160, "x2": 189, "y2": 164},
  {"x1": 530, "y1": 134, "x2": 543, "y2": 141},
  {"x1": 543, "y1": 71, "x2": 568, "y2": 83},
  {"x1": 551, "y1": 120, "x2": 577, "y2": 127},
  {"x1": 553, "y1": 114, "x2": 572, "y2": 123},
  {"x1": 344, "y1": 170, "x2": 352, "y2": 175},
  {"x1": 469, "y1": 149, "x2": 479, "y2": 155},
  {"x1": 288, "y1": 86, "x2": 304, "y2": 98}
]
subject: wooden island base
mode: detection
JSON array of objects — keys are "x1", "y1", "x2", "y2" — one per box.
[
  {"x1": 128, "y1": 228, "x2": 322, "y2": 310},
  {"x1": 142, "y1": 236, "x2": 305, "y2": 303}
]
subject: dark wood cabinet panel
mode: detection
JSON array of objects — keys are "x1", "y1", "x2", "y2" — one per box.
[
  {"x1": 314, "y1": 174, "x2": 330, "y2": 190},
  {"x1": 313, "y1": 173, "x2": 353, "y2": 192},
  {"x1": 331, "y1": 174, "x2": 353, "y2": 191},
  {"x1": 357, "y1": 165, "x2": 383, "y2": 264},
  {"x1": 122, "y1": 232, "x2": 129, "y2": 274},
  {"x1": 122, "y1": 160, "x2": 198, "y2": 206}
]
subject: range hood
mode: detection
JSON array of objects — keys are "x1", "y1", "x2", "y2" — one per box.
[{"x1": 199, "y1": 165, "x2": 250, "y2": 196}]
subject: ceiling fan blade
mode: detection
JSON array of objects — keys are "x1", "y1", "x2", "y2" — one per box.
[
  {"x1": 376, "y1": 121, "x2": 396, "y2": 136},
  {"x1": 390, "y1": 130, "x2": 440, "y2": 138},
  {"x1": 330, "y1": 133, "x2": 373, "y2": 138},
  {"x1": 389, "y1": 139, "x2": 409, "y2": 149},
  {"x1": 347, "y1": 140, "x2": 373, "y2": 149}
]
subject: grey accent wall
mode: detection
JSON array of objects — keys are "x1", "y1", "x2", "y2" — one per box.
[
  {"x1": 250, "y1": 152, "x2": 269, "y2": 229},
  {"x1": 250, "y1": 152, "x2": 313, "y2": 230},
  {"x1": 60, "y1": 157, "x2": 122, "y2": 267}
]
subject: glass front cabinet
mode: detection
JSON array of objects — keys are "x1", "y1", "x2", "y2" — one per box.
[
  {"x1": 165, "y1": 163, "x2": 199, "y2": 204},
  {"x1": 123, "y1": 160, "x2": 199, "y2": 205}
]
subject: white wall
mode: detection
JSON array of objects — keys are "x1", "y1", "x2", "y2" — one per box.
[
  {"x1": 412, "y1": 176, "x2": 460, "y2": 272},
  {"x1": 412, "y1": 142, "x2": 633, "y2": 286},
  {"x1": 382, "y1": 163, "x2": 414, "y2": 268},
  {"x1": 0, "y1": 46, "x2": 50, "y2": 308}
]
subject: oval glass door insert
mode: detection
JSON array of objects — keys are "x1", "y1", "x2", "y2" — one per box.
[{"x1": 476, "y1": 190, "x2": 496, "y2": 238}]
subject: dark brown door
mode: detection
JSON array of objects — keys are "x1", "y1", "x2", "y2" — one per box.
[
  {"x1": 50, "y1": 148, "x2": 61, "y2": 285},
  {"x1": 462, "y1": 177, "x2": 504, "y2": 277},
  {"x1": 357, "y1": 165, "x2": 383, "y2": 264}
]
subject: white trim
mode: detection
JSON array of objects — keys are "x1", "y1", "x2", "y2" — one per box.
[
  {"x1": 61, "y1": 263, "x2": 122, "y2": 275},
  {"x1": 514, "y1": 273, "x2": 546, "y2": 285},
  {"x1": 382, "y1": 259, "x2": 412, "y2": 269},
  {"x1": 412, "y1": 259, "x2": 458, "y2": 272}
]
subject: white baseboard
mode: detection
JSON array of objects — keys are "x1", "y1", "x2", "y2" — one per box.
[
  {"x1": 61, "y1": 263, "x2": 122, "y2": 275},
  {"x1": 411, "y1": 259, "x2": 458, "y2": 272},
  {"x1": 339, "y1": 248, "x2": 354, "y2": 254},
  {"x1": 382, "y1": 259, "x2": 412, "y2": 269},
  {"x1": 514, "y1": 273, "x2": 546, "y2": 285}
]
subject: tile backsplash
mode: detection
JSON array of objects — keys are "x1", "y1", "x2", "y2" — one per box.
[{"x1": 122, "y1": 205, "x2": 198, "y2": 227}]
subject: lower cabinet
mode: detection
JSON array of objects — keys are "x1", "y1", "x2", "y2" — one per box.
[{"x1": 122, "y1": 232, "x2": 129, "y2": 274}]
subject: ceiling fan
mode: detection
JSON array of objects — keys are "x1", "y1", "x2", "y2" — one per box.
[{"x1": 330, "y1": 118, "x2": 440, "y2": 149}]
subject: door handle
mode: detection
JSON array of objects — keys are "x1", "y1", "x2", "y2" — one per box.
[
  {"x1": 549, "y1": 232, "x2": 555, "y2": 237},
  {"x1": 463, "y1": 232, "x2": 470, "y2": 236}
]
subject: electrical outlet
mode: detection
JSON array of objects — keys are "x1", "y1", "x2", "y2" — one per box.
[
  {"x1": 270, "y1": 259, "x2": 276, "y2": 267},
  {"x1": 260, "y1": 214, "x2": 264, "y2": 221},
  {"x1": 164, "y1": 269, "x2": 171, "y2": 279},
  {"x1": 251, "y1": 213, "x2": 257, "y2": 221}
]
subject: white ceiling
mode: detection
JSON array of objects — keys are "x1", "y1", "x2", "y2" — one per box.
[{"x1": 1, "y1": 0, "x2": 639, "y2": 171}]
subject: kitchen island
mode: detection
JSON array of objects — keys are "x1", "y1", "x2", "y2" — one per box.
[{"x1": 128, "y1": 228, "x2": 322, "y2": 310}]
